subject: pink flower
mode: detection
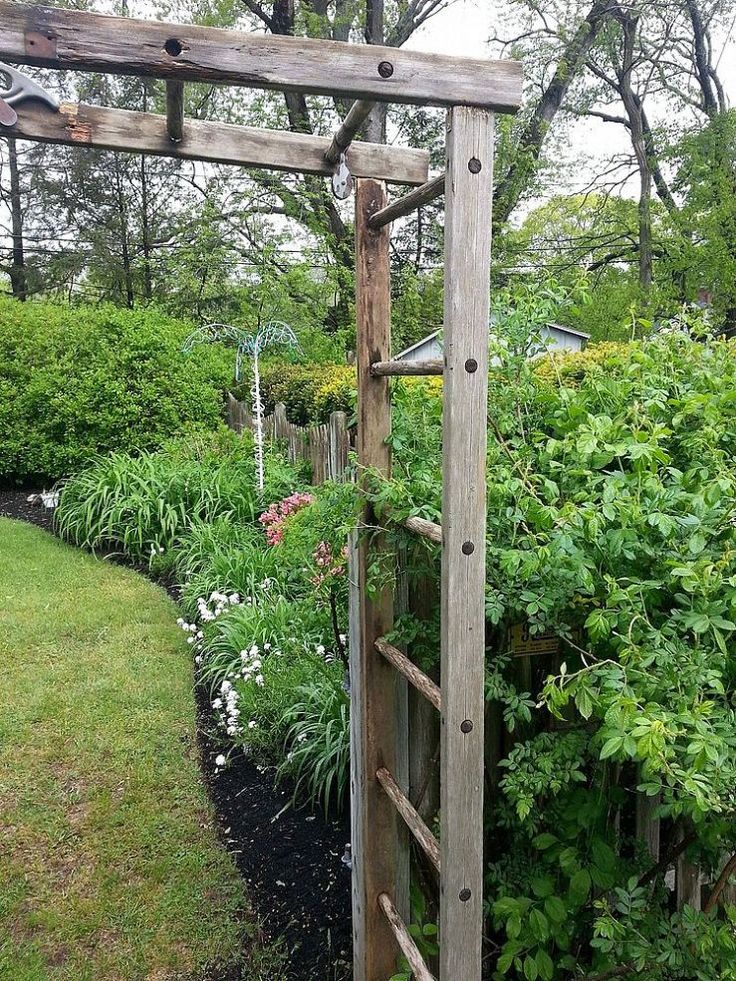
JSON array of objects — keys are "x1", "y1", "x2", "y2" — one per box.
[{"x1": 260, "y1": 492, "x2": 315, "y2": 546}]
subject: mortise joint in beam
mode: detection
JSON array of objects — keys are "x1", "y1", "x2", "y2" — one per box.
[
  {"x1": 375, "y1": 638, "x2": 441, "y2": 713},
  {"x1": 370, "y1": 358, "x2": 443, "y2": 377},
  {"x1": 376, "y1": 766, "x2": 441, "y2": 872}
]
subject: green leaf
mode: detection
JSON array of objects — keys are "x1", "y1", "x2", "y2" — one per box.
[
  {"x1": 536, "y1": 949, "x2": 555, "y2": 981},
  {"x1": 544, "y1": 895, "x2": 567, "y2": 925},
  {"x1": 524, "y1": 954, "x2": 539, "y2": 981},
  {"x1": 568, "y1": 868, "x2": 592, "y2": 907},
  {"x1": 531, "y1": 877, "x2": 555, "y2": 899},
  {"x1": 529, "y1": 908, "x2": 549, "y2": 941},
  {"x1": 600, "y1": 735, "x2": 624, "y2": 760}
]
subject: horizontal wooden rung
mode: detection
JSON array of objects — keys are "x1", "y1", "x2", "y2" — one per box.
[
  {"x1": 370, "y1": 358, "x2": 443, "y2": 377},
  {"x1": 404, "y1": 515, "x2": 443, "y2": 544},
  {"x1": 324, "y1": 99, "x2": 374, "y2": 165},
  {"x1": 375, "y1": 638, "x2": 441, "y2": 712},
  {"x1": 368, "y1": 172, "x2": 445, "y2": 228},
  {"x1": 378, "y1": 892, "x2": 437, "y2": 981},
  {"x1": 376, "y1": 766, "x2": 441, "y2": 873}
]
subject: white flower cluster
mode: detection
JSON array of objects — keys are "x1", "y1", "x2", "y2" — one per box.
[
  {"x1": 213, "y1": 678, "x2": 243, "y2": 737},
  {"x1": 176, "y1": 591, "x2": 241, "y2": 666},
  {"x1": 196, "y1": 591, "x2": 241, "y2": 623}
]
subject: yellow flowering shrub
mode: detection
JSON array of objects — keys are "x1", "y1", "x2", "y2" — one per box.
[{"x1": 532, "y1": 341, "x2": 633, "y2": 387}]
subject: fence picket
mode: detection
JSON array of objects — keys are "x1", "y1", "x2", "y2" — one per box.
[{"x1": 227, "y1": 395, "x2": 351, "y2": 484}]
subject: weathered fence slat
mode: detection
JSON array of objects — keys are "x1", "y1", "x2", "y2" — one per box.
[{"x1": 227, "y1": 395, "x2": 351, "y2": 484}]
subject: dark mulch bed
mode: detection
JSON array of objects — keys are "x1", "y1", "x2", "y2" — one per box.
[
  {"x1": 196, "y1": 687, "x2": 352, "y2": 980},
  {"x1": 0, "y1": 487, "x2": 57, "y2": 533},
  {"x1": 0, "y1": 489, "x2": 353, "y2": 981}
]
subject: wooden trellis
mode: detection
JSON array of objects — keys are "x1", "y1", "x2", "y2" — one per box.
[{"x1": 0, "y1": 6, "x2": 523, "y2": 976}]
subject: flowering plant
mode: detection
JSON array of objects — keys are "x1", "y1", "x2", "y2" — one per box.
[{"x1": 259, "y1": 491, "x2": 314, "y2": 546}]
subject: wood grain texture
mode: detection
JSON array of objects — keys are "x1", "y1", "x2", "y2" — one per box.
[
  {"x1": 6, "y1": 100, "x2": 429, "y2": 185},
  {"x1": 165, "y1": 80, "x2": 184, "y2": 142},
  {"x1": 325, "y1": 99, "x2": 374, "y2": 165},
  {"x1": 352, "y1": 178, "x2": 407, "y2": 981},
  {"x1": 404, "y1": 515, "x2": 443, "y2": 544},
  {"x1": 378, "y1": 894, "x2": 436, "y2": 981},
  {"x1": 375, "y1": 638, "x2": 442, "y2": 712},
  {"x1": 371, "y1": 358, "x2": 444, "y2": 376},
  {"x1": 368, "y1": 173, "x2": 445, "y2": 228},
  {"x1": 0, "y1": 2, "x2": 523, "y2": 112},
  {"x1": 376, "y1": 766, "x2": 441, "y2": 873},
  {"x1": 440, "y1": 106, "x2": 495, "y2": 981}
]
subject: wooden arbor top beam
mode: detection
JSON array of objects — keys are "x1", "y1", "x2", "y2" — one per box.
[
  {"x1": 0, "y1": 2, "x2": 524, "y2": 113},
  {"x1": 7, "y1": 100, "x2": 430, "y2": 185}
]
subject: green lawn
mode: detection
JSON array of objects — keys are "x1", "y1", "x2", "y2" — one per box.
[{"x1": 0, "y1": 518, "x2": 284, "y2": 981}]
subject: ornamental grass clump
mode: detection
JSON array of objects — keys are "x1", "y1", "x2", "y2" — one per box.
[{"x1": 56, "y1": 428, "x2": 302, "y2": 561}]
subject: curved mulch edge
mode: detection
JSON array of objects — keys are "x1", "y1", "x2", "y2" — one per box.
[{"x1": 0, "y1": 489, "x2": 353, "y2": 981}]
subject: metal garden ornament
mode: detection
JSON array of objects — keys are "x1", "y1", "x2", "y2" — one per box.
[{"x1": 183, "y1": 321, "x2": 300, "y2": 492}]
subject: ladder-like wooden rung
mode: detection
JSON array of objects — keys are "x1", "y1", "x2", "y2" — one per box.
[
  {"x1": 368, "y1": 172, "x2": 446, "y2": 229},
  {"x1": 375, "y1": 638, "x2": 442, "y2": 712},
  {"x1": 378, "y1": 892, "x2": 437, "y2": 981},
  {"x1": 376, "y1": 766, "x2": 441, "y2": 873},
  {"x1": 370, "y1": 358, "x2": 444, "y2": 377},
  {"x1": 404, "y1": 515, "x2": 443, "y2": 544},
  {"x1": 325, "y1": 98, "x2": 375, "y2": 165}
]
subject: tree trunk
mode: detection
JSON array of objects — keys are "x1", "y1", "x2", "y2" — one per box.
[
  {"x1": 114, "y1": 160, "x2": 135, "y2": 309},
  {"x1": 140, "y1": 82, "x2": 153, "y2": 301},
  {"x1": 7, "y1": 136, "x2": 27, "y2": 301},
  {"x1": 493, "y1": 0, "x2": 613, "y2": 224}
]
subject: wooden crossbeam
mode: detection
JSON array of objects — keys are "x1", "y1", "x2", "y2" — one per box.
[
  {"x1": 376, "y1": 767, "x2": 441, "y2": 872},
  {"x1": 0, "y1": 2, "x2": 523, "y2": 112},
  {"x1": 378, "y1": 893, "x2": 436, "y2": 981},
  {"x1": 375, "y1": 639, "x2": 441, "y2": 712},
  {"x1": 371, "y1": 358, "x2": 443, "y2": 376},
  {"x1": 4, "y1": 100, "x2": 429, "y2": 185},
  {"x1": 165, "y1": 80, "x2": 184, "y2": 142},
  {"x1": 368, "y1": 173, "x2": 445, "y2": 228}
]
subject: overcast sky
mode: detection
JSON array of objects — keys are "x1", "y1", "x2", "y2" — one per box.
[{"x1": 407, "y1": 0, "x2": 736, "y2": 208}]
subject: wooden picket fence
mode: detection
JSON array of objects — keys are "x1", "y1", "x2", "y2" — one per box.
[{"x1": 226, "y1": 393, "x2": 352, "y2": 484}]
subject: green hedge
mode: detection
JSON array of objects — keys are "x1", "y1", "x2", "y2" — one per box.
[
  {"x1": 233, "y1": 362, "x2": 356, "y2": 425},
  {"x1": 0, "y1": 299, "x2": 232, "y2": 482}
]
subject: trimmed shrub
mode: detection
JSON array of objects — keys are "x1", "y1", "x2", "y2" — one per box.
[
  {"x1": 0, "y1": 298, "x2": 232, "y2": 482},
  {"x1": 233, "y1": 362, "x2": 356, "y2": 425}
]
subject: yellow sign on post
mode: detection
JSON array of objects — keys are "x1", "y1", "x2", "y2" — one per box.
[{"x1": 511, "y1": 622, "x2": 561, "y2": 657}]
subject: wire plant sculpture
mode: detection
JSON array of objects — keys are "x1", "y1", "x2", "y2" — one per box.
[{"x1": 184, "y1": 320, "x2": 300, "y2": 491}]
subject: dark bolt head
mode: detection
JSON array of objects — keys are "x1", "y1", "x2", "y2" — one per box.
[
  {"x1": 461, "y1": 541, "x2": 475, "y2": 555},
  {"x1": 378, "y1": 61, "x2": 394, "y2": 78},
  {"x1": 165, "y1": 38, "x2": 184, "y2": 57},
  {"x1": 465, "y1": 358, "x2": 478, "y2": 373},
  {"x1": 459, "y1": 888, "x2": 472, "y2": 902},
  {"x1": 460, "y1": 720, "x2": 474, "y2": 734},
  {"x1": 468, "y1": 157, "x2": 482, "y2": 174}
]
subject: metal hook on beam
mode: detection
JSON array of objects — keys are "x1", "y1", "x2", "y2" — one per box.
[
  {"x1": 331, "y1": 151, "x2": 354, "y2": 200},
  {"x1": 0, "y1": 60, "x2": 59, "y2": 128}
]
